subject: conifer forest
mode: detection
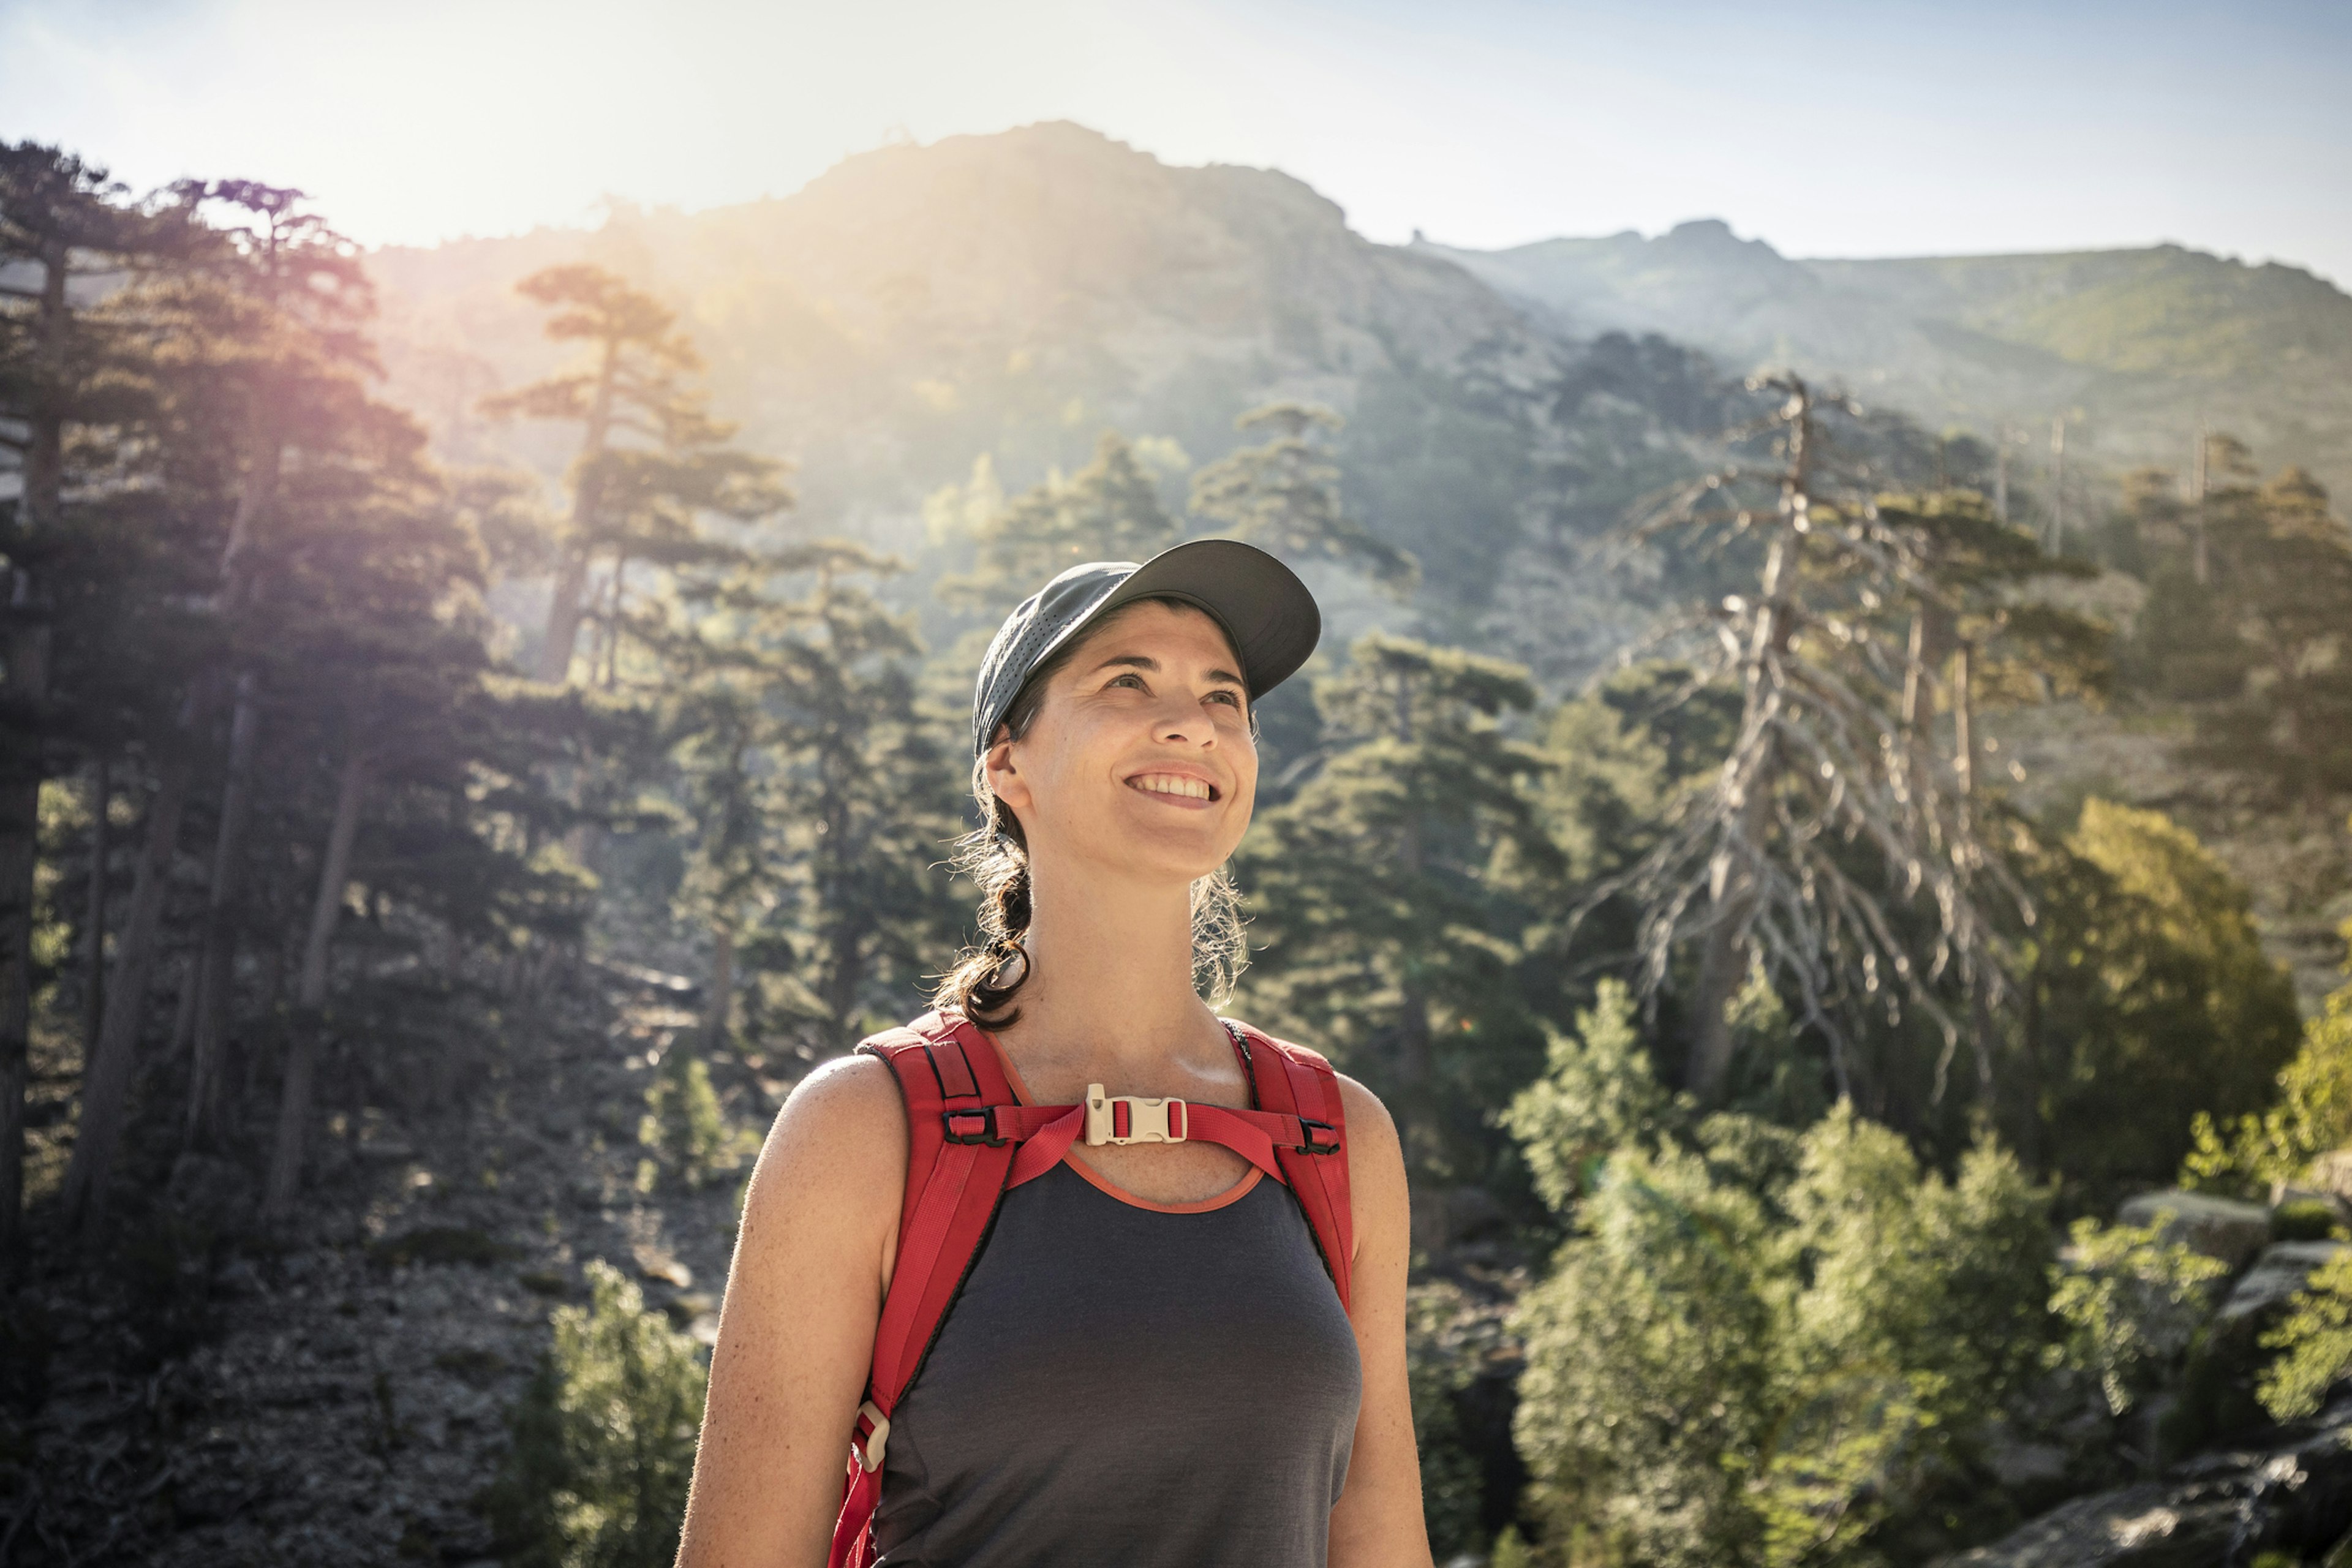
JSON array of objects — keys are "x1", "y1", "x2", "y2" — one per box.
[{"x1": 6, "y1": 100, "x2": 2352, "y2": 1568}]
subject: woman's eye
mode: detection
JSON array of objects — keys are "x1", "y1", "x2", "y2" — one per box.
[
  {"x1": 1208, "y1": 690, "x2": 1243, "y2": 709},
  {"x1": 1109, "y1": 673, "x2": 1146, "y2": 690}
]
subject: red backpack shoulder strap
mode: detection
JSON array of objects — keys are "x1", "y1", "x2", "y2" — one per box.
[
  {"x1": 1226, "y1": 1019, "x2": 1355, "y2": 1313},
  {"x1": 832, "y1": 1009, "x2": 1020, "y2": 1568}
]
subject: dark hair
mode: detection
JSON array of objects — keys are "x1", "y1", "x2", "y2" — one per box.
[{"x1": 933, "y1": 597, "x2": 1253, "y2": 1028}]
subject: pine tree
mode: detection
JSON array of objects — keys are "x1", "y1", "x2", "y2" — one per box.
[
  {"x1": 654, "y1": 543, "x2": 959, "y2": 1054},
  {"x1": 483, "y1": 265, "x2": 786, "y2": 684},
  {"x1": 2, "y1": 145, "x2": 208, "y2": 1242},
  {"x1": 1238, "y1": 634, "x2": 1559, "y2": 1179},
  {"x1": 1188, "y1": 402, "x2": 1416, "y2": 590},
  {"x1": 940, "y1": 431, "x2": 1183, "y2": 612}
]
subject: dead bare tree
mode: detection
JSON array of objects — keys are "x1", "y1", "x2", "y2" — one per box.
[{"x1": 1581, "y1": 374, "x2": 2105, "y2": 1105}]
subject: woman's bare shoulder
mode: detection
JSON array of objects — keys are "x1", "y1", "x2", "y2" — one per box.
[
  {"x1": 1332, "y1": 1072, "x2": 1398, "y2": 1152},
  {"x1": 741, "y1": 1053, "x2": 909, "y2": 1229}
]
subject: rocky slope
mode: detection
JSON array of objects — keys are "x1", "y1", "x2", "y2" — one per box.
[{"x1": 5, "y1": 970, "x2": 758, "y2": 1567}]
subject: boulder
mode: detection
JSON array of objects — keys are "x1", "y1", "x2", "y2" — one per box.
[
  {"x1": 2218, "y1": 1242, "x2": 2349, "y2": 1329},
  {"x1": 1937, "y1": 1398, "x2": 2352, "y2": 1566},
  {"x1": 2117, "y1": 1190, "x2": 2272, "y2": 1272},
  {"x1": 2307, "y1": 1150, "x2": 2352, "y2": 1204}
]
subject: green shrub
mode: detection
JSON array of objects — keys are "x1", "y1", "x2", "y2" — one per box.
[
  {"x1": 2029, "y1": 801, "x2": 2303, "y2": 1194},
  {"x1": 638, "y1": 1047, "x2": 746, "y2": 1192},
  {"x1": 2183, "y1": 981, "x2": 2352, "y2": 1198},
  {"x1": 2048, "y1": 1216, "x2": 2230, "y2": 1415},
  {"x1": 486, "y1": 1259, "x2": 708, "y2": 1568},
  {"x1": 1509, "y1": 1104, "x2": 2054, "y2": 1568},
  {"x1": 1501, "y1": 979, "x2": 1676, "y2": 1212},
  {"x1": 2258, "y1": 1250, "x2": 2352, "y2": 1421}
]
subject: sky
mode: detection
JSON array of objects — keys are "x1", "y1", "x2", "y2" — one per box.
[{"x1": 6, "y1": 0, "x2": 2350, "y2": 283}]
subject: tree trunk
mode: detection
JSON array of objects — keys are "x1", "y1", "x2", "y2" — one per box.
[
  {"x1": 704, "y1": 923, "x2": 735, "y2": 1052},
  {"x1": 1684, "y1": 392, "x2": 1811, "y2": 1102},
  {"x1": 0, "y1": 234, "x2": 70, "y2": 1261},
  {"x1": 534, "y1": 338, "x2": 619, "y2": 684},
  {"x1": 265, "y1": 745, "x2": 368, "y2": 1224},
  {"x1": 169, "y1": 948, "x2": 203, "y2": 1060},
  {"x1": 83, "y1": 758, "x2": 109, "y2": 1057},
  {"x1": 61, "y1": 749, "x2": 192, "y2": 1236},
  {"x1": 1684, "y1": 760, "x2": 1782, "y2": 1098},
  {"x1": 185, "y1": 674, "x2": 263, "y2": 1145},
  {"x1": 538, "y1": 545, "x2": 594, "y2": 684},
  {"x1": 0, "y1": 684, "x2": 42, "y2": 1262},
  {"x1": 1686, "y1": 545, "x2": 1792, "y2": 1100}
]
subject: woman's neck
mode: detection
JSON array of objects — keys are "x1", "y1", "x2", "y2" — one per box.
[{"x1": 1000, "y1": 857, "x2": 1221, "y2": 1077}]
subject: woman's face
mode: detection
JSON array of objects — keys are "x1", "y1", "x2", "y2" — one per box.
[{"x1": 986, "y1": 600, "x2": 1259, "y2": 889}]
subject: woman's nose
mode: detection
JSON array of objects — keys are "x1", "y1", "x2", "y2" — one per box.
[{"x1": 1153, "y1": 695, "x2": 1213, "y2": 745}]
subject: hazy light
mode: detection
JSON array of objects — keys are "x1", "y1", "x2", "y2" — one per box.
[{"x1": 4, "y1": 0, "x2": 2347, "y2": 283}]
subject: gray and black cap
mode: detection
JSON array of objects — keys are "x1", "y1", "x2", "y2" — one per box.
[{"x1": 971, "y1": 538, "x2": 1321, "y2": 755}]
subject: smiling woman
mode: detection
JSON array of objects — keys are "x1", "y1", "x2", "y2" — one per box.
[{"x1": 674, "y1": 540, "x2": 1432, "y2": 1568}]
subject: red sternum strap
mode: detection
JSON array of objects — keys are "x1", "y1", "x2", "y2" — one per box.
[{"x1": 938, "y1": 1098, "x2": 1329, "y2": 1191}]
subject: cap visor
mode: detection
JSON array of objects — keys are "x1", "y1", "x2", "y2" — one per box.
[{"x1": 1085, "y1": 538, "x2": 1321, "y2": 700}]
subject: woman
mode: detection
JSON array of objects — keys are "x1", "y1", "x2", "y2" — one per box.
[{"x1": 676, "y1": 539, "x2": 1430, "y2": 1567}]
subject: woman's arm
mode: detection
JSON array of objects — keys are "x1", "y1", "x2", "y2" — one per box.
[
  {"x1": 675, "y1": 1055, "x2": 908, "y2": 1568},
  {"x1": 1325, "y1": 1076, "x2": 1436, "y2": 1568}
]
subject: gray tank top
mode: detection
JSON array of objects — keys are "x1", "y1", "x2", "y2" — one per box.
[{"x1": 871, "y1": 1154, "x2": 1362, "y2": 1567}]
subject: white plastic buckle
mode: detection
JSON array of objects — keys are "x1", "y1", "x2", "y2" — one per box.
[
  {"x1": 856, "y1": 1400, "x2": 891, "y2": 1472},
  {"x1": 1082, "y1": 1084, "x2": 1187, "y2": 1146}
]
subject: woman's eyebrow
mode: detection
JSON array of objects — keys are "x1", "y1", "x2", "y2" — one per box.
[{"x1": 1087, "y1": 653, "x2": 1246, "y2": 688}]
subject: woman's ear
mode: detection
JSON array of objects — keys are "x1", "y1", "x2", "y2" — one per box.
[{"x1": 984, "y1": 732, "x2": 1031, "y2": 816}]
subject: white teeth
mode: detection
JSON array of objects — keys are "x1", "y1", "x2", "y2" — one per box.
[{"x1": 1132, "y1": 774, "x2": 1212, "y2": 800}]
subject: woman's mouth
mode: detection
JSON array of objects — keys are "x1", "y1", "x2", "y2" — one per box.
[{"x1": 1126, "y1": 772, "x2": 1219, "y2": 807}]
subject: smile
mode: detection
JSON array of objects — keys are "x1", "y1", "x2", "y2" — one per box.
[{"x1": 1126, "y1": 773, "x2": 1220, "y2": 804}]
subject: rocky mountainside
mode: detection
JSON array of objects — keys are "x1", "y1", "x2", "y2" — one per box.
[
  {"x1": 10, "y1": 971, "x2": 756, "y2": 1566},
  {"x1": 1422, "y1": 223, "x2": 2352, "y2": 504},
  {"x1": 366, "y1": 122, "x2": 1728, "y2": 646}
]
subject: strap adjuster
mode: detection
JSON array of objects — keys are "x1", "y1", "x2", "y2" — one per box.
[
  {"x1": 855, "y1": 1400, "x2": 891, "y2": 1471},
  {"x1": 941, "y1": 1107, "x2": 1006, "y2": 1146},
  {"x1": 1083, "y1": 1084, "x2": 1188, "y2": 1146},
  {"x1": 1295, "y1": 1117, "x2": 1340, "y2": 1156}
]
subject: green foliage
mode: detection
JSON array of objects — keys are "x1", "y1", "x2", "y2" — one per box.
[
  {"x1": 637, "y1": 1048, "x2": 742, "y2": 1192},
  {"x1": 652, "y1": 541, "x2": 962, "y2": 1046},
  {"x1": 1406, "y1": 1281, "x2": 1490, "y2": 1561},
  {"x1": 1513, "y1": 1140, "x2": 1774, "y2": 1567},
  {"x1": 2182, "y1": 981, "x2": 2352, "y2": 1197},
  {"x1": 940, "y1": 430, "x2": 1183, "y2": 611},
  {"x1": 1511, "y1": 1101, "x2": 2054, "y2": 1568},
  {"x1": 2257, "y1": 1250, "x2": 2352, "y2": 1421},
  {"x1": 1488, "y1": 1526, "x2": 1534, "y2": 1568},
  {"x1": 1238, "y1": 633, "x2": 1561, "y2": 1180},
  {"x1": 2021, "y1": 799, "x2": 2302, "y2": 1191},
  {"x1": 487, "y1": 1259, "x2": 707, "y2": 1568},
  {"x1": 1502, "y1": 980, "x2": 1676, "y2": 1213},
  {"x1": 1188, "y1": 402, "x2": 1417, "y2": 590},
  {"x1": 2047, "y1": 1216, "x2": 2230, "y2": 1416}
]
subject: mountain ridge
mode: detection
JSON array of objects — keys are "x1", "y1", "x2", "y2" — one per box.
[{"x1": 1420, "y1": 220, "x2": 2352, "y2": 499}]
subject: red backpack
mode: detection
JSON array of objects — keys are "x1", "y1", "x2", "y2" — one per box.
[{"x1": 826, "y1": 1008, "x2": 1355, "y2": 1568}]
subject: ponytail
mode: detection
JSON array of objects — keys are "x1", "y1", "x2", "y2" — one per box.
[{"x1": 936, "y1": 785, "x2": 1039, "y2": 1027}]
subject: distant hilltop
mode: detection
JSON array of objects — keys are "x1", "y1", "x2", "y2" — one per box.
[
  {"x1": 370, "y1": 121, "x2": 2352, "y2": 572},
  {"x1": 1417, "y1": 219, "x2": 2352, "y2": 495}
]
